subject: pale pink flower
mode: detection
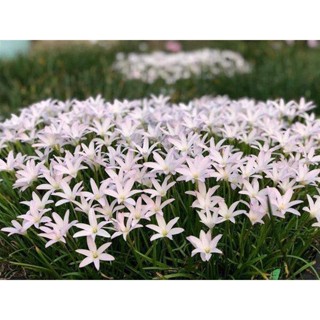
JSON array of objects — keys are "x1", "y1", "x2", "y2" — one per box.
[
  {"x1": 133, "y1": 137, "x2": 159, "y2": 161},
  {"x1": 144, "y1": 150, "x2": 183, "y2": 175},
  {"x1": 0, "y1": 151, "x2": 25, "y2": 172},
  {"x1": 54, "y1": 152, "x2": 87, "y2": 178},
  {"x1": 90, "y1": 118, "x2": 114, "y2": 138},
  {"x1": 217, "y1": 200, "x2": 246, "y2": 223},
  {"x1": 115, "y1": 150, "x2": 142, "y2": 172},
  {"x1": 239, "y1": 157, "x2": 260, "y2": 180},
  {"x1": 146, "y1": 215, "x2": 184, "y2": 241},
  {"x1": 39, "y1": 210, "x2": 77, "y2": 247},
  {"x1": 74, "y1": 196, "x2": 96, "y2": 215},
  {"x1": 76, "y1": 237, "x2": 114, "y2": 270},
  {"x1": 211, "y1": 164, "x2": 238, "y2": 182},
  {"x1": 187, "y1": 230, "x2": 222, "y2": 261},
  {"x1": 14, "y1": 160, "x2": 44, "y2": 191},
  {"x1": 45, "y1": 210, "x2": 77, "y2": 233},
  {"x1": 197, "y1": 210, "x2": 223, "y2": 229},
  {"x1": 111, "y1": 212, "x2": 142, "y2": 241},
  {"x1": 210, "y1": 146, "x2": 242, "y2": 168},
  {"x1": 244, "y1": 200, "x2": 267, "y2": 225},
  {"x1": 168, "y1": 132, "x2": 198, "y2": 153},
  {"x1": 95, "y1": 198, "x2": 124, "y2": 220},
  {"x1": 32, "y1": 127, "x2": 63, "y2": 151},
  {"x1": 277, "y1": 177, "x2": 302, "y2": 193},
  {"x1": 165, "y1": 41, "x2": 182, "y2": 52},
  {"x1": 302, "y1": 147, "x2": 320, "y2": 165},
  {"x1": 79, "y1": 141, "x2": 106, "y2": 168},
  {"x1": 74, "y1": 209, "x2": 110, "y2": 240},
  {"x1": 104, "y1": 177, "x2": 140, "y2": 205},
  {"x1": 1, "y1": 220, "x2": 28, "y2": 236},
  {"x1": 264, "y1": 164, "x2": 291, "y2": 184},
  {"x1": 21, "y1": 191, "x2": 53, "y2": 211},
  {"x1": 54, "y1": 181, "x2": 84, "y2": 207},
  {"x1": 63, "y1": 122, "x2": 89, "y2": 145},
  {"x1": 18, "y1": 204, "x2": 51, "y2": 229},
  {"x1": 116, "y1": 119, "x2": 141, "y2": 143},
  {"x1": 239, "y1": 179, "x2": 266, "y2": 202},
  {"x1": 142, "y1": 195, "x2": 174, "y2": 216},
  {"x1": 176, "y1": 155, "x2": 212, "y2": 183},
  {"x1": 303, "y1": 195, "x2": 320, "y2": 219},
  {"x1": 252, "y1": 149, "x2": 274, "y2": 172},
  {"x1": 82, "y1": 178, "x2": 108, "y2": 204},
  {"x1": 186, "y1": 182, "x2": 222, "y2": 212},
  {"x1": 125, "y1": 197, "x2": 151, "y2": 222},
  {"x1": 144, "y1": 176, "x2": 175, "y2": 198},
  {"x1": 37, "y1": 173, "x2": 72, "y2": 193},
  {"x1": 307, "y1": 40, "x2": 319, "y2": 48},
  {"x1": 294, "y1": 164, "x2": 320, "y2": 186},
  {"x1": 267, "y1": 187, "x2": 303, "y2": 218}
]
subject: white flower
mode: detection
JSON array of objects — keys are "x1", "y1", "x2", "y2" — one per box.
[
  {"x1": 113, "y1": 49, "x2": 251, "y2": 84},
  {"x1": 14, "y1": 160, "x2": 44, "y2": 191},
  {"x1": 303, "y1": 195, "x2": 320, "y2": 219},
  {"x1": 187, "y1": 230, "x2": 223, "y2": 261},
  {"x1": 76, "y1": 237, "x2": 114, "y2": 270},
  {"x1": 73, "y1": 209, "x2": 110, "y2": 240},
  {"x1": 53, "y1": 181, "x2": 84, "y2": 206},
  {"x1": 146, "y1": 215, "x2": 184, "y2": 241},
  {"x1": 217, "y1": 201, "x2": 246, "y2": 223},
  {"x1": 1, "y1": 220, "x2": 28, "y2": 236}
]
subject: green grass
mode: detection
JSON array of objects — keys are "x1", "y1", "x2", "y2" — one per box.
[{"x1": 1, "y1": 41, "x2": 320, "y2": 118}]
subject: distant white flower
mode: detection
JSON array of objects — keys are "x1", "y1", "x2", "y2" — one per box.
[{"x1": 113, "y1": 48, "x2": 251, "y2": 84}]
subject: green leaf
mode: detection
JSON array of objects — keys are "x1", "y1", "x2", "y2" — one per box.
[
  {"x1": 270, "y1": 268, "x2": 281, "y2": 280},
  {"x1": 154, "y1": 273, "x2": 194, "y2": 280}
]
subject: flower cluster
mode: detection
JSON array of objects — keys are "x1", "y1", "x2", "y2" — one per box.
[
  {"x1": 0, "y1": 94, "x2": 319, "y2": 272},
  {"x1": 113, "y1": 49, "x2": 251, "y2": 84}
]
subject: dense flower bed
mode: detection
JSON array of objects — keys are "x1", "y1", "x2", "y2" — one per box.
[
  {"x1": 113, "y1": 49, "x2": 251, "y2": 83},
  {"x1": 0, "y1": 95, "x2": 319, "y2": 279}
]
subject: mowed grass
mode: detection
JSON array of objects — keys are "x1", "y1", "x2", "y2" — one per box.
[{"x1": 1, "y1": 41, "x2": 320, "y2": 118}]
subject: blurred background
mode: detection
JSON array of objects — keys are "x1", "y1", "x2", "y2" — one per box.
[{"x1": 0, "y1": 40, "x2": 320, "y2": 119}]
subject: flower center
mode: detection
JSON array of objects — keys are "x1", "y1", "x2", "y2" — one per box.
[
  {"x1": 135, "y1": 213, "x2": 141, "y2": 219},
  {"x1": 162, "y1": 230, "x2": 168, "y2": 236},
  {"x1": 162, "y1": 165, "x2": 169, "y2": 171},
  {"x1": 192, "y1": 173, "x2": 199, "y2": 179}
]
